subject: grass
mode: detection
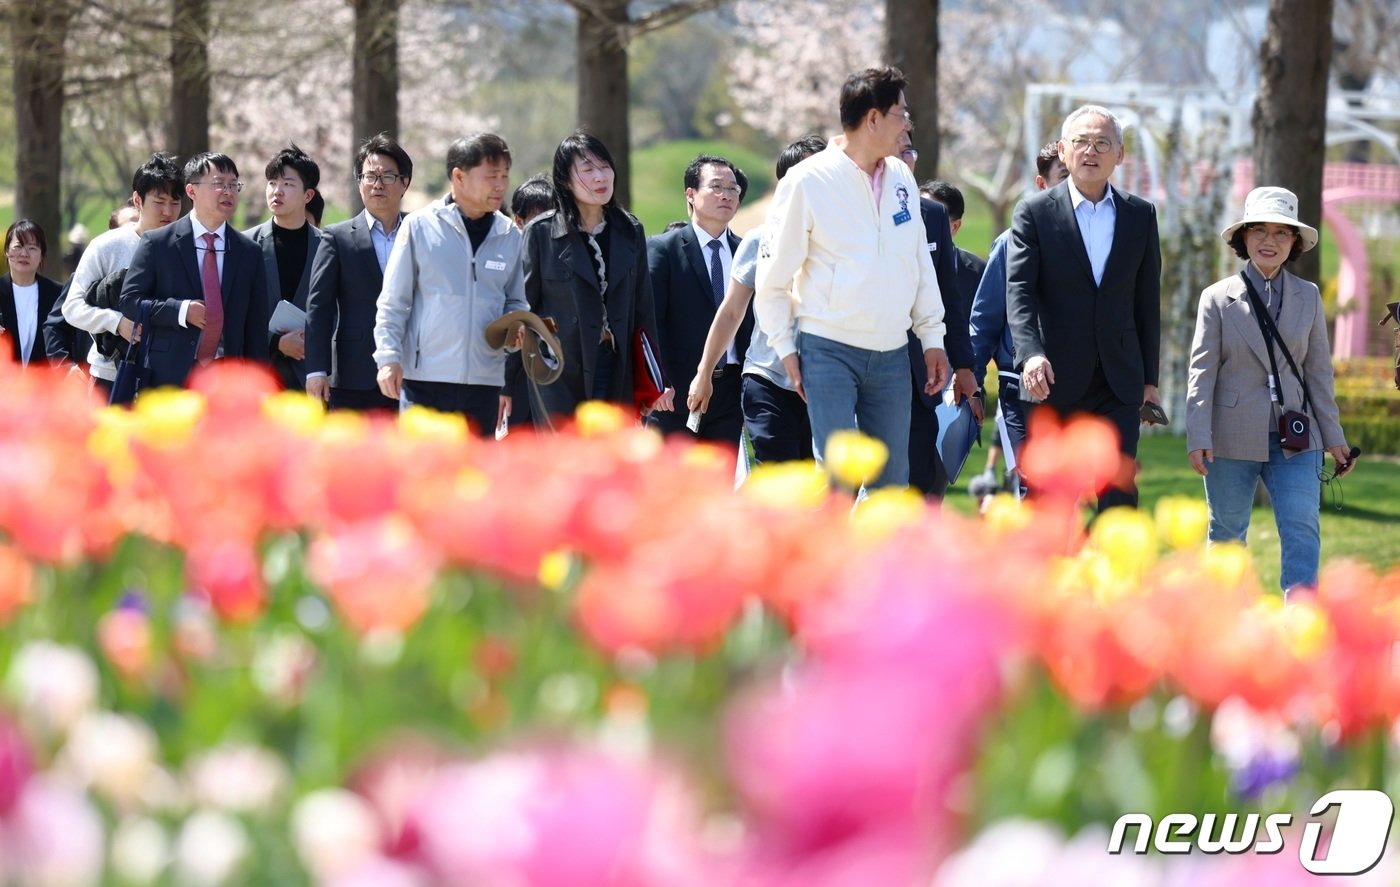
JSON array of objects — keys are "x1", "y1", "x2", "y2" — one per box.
[
  {"x1": 629, "y1": 139, "x2": 776, "y2": 237},
  {"x1": 943, "y1": 430, "x2": 1400, "y2": 592}
]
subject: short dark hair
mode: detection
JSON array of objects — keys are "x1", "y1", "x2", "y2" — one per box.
[
  {"x1": 306, "y1": 191, "x2": 325, "y2": 227},
  {"x1": 925, "y1": 181, "x2": 965, "y2": 221},
  {"x1": 109, "y1": 197, "x2": 138, "y2": 229},
  {"x1": 510, "y1": 174, "x2": 554, "y2": 224},
  {"x1": 839, "y1": 66, "x2": 906, "y2": 131},
  {"x1": 446, "y1": 133, "x2": 511, "y2": 179},
  {"x1": 5, "y1": 219, "x2": 48, "y2": 259},
  {"x1": 776, "y1": 135, "x2": 826, "y2": 181},
  {"x1": 265, "y1": 142, "x2": 320, "y2": 191},
  {"x1": 663, "y1": 220, "x2": 689, "y2": 233},
  {"x1": 132, "y1": 152, "x2": 183, "y2": 202},
  {"x1": 551, "y1": 130, "x2": 618, "y2": 231},
  {"x1": 184, "y1": 152, "x2": 238, "y2": 184},
  {"x1": 355, "y1": 132, "x2": 413, "y2": 183},
  {"x1": 683, "y1": 153, "x2": 749, "y2": 202},
  {"x1": 1035, "y1": 142, "x2": 1060, "y2": 179},
  {"x1": 1228, "y1": 225, "x2": 1306, "y2": 264}
]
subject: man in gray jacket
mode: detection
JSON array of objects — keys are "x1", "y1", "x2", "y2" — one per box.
[{"x1": 373, "y1": 133, "x2": 527, "y2": 435}]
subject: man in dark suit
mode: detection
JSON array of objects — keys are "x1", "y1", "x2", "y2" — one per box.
[
  {"x1": 119, "y1": 153, "x2": 270, "y2": 389},
  {"x1": 647, "y1": 153, "x2": 750, "y2": 442},
  {"x1": 245, "y1": 144, "x2": 321, "y2": 391},
  {"x1": 305, "y1": 133, "x2": 412, "y2": 411},
  {"x1": 1007, "y1": 104, "x2": 1162, "y2": 511}
]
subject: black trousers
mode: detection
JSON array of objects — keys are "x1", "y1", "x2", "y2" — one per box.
[
  {"x1": 908, "y1": 392, "x2": 948, "y2": 499},
  {"x1": 329, "y1": 386, "x2": 400, "y2": 413},
  {"x1": 652, "y1": 365, "x2": 744, "y2": 444},
  {"x1": 1046, "y1": 363, "x2": 1140, "y2": 511},
  {"x1": 741, "y1": 374, "x2": 812, "y2": 464},
  {"x1": 401, "y1": 380, "x2": 500, "y2": 438}
]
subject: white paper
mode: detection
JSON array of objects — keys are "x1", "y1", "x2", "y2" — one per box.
[{"x1": 269, "y1": 300, "x2": 307, "y2": 334}]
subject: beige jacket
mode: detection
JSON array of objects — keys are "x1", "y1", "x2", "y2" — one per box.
[{"x1": 1186, "y1": 269, "x2": 1346, "y2": 461}]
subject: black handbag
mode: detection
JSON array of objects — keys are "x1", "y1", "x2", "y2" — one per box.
[
  {"x1": 84, "y1": 268, "x2": 129, "y2": 360},
  {"x1": 109, "y1": 300, "x2": 152, "y2": 406}
]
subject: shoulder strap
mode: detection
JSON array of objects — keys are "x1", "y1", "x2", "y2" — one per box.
[{"x1": 1239, "y1": 272, "x2": 1313, "y2": 413}]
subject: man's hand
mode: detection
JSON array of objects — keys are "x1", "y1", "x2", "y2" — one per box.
[
  {"x1": 687, "y1": 371, "x2": 714, "y2": 415},
  {"x1": 377, "y1": 363, "x2": 403, "y2": 401},
  {"x1": 306, "y1": 376, "x2": 330, "y2": 403},
  {"x1": 117, "y1": 317, "x2": 136, "y2": 342},
  {"x1": 651, "y1": 387, "x2": 676, "y2": 413},
  {"x1": 278, "y1": 329, "x2": 306, "y2": 360},
  {"x1": 922, "y1": 348, "x2": 950, "y2": 396},
  {"x1": 969, "y1": 392, "x2": 985, "y2": 424},
  {"x1": 952, "y1": 368, "x2": 978, "y2": 404},
  {"x1": 1021, "y1": 355, "x2": 1054, "y2": 402},
  {"x1": 1329, "y1": 445, "x2": 1358, "y2": 478},
  {"x1": 187, "y1": 300, "x2": 207, "y2": 329},
  {"x1": 1188, "y1": 448, "x2": 1212, "y2": 477},
  {"x1": 497, "y1": 395, "x2": 512, "y2": 431},
  {"x1": 780, "y1": 353, "x2": 805, "y2": 402}
]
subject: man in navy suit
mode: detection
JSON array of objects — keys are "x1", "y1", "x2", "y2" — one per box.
[
  {"x1": 1007, "y1": 104, "x2": 1162, "y2": 510},
  {"x1": 647, "y1": 153, "x2": 750, "y2": 442},
  {"x1": 305, "y1": 133, "x2": 412, "y2": 411},
  {"x1": 119, "y1": 152, "x2": 271, "y2": 389},
  {"x1": 245, "y1": 144, "x2": 321, "y2": 391}
]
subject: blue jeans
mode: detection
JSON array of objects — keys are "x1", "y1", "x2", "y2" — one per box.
[
  {"x1": 1203, "y1": 433, "x2": 1322, "y2": 590},
  {"x1": 798, "y1": 332, "x2": 911, "y2": 488}
]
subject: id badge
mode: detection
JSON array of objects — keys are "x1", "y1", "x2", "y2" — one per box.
[{"x1": 892, "y1": 209, "x2": 912, "y2": 226}]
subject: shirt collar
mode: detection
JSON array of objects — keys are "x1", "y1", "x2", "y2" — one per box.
[
  {"x1": 190, "y1": 214, "x2": 227, "y2": 243},
  {"x1": 692, "y1": 223, "x2": 730, "y2": 250},
  {"x1": 1067, "y1": 178, "x2": 1115, "y2": 211},
  {"x1": 364, "y1": 209, "x2": 399, "y2": 236}
]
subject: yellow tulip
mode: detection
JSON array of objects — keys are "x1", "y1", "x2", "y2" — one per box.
[
  {"x1": 538, "y1": 549, "x2": 575, "y2": 591},
  {"x1": 1154, "y1": 496, "x2": 1209, "y2": 551},
  {"x1": 850, "y1": 487, "x2": 927, "y2": 547},
  {"x1": 1088, "y1": 507, "x2": 1158, "y2": 584},
  {"x1": 399, "y1": 405, "x2": 468, "y2": 443},
  {"x1": 575, "y1": 401, "x2": 629, "y2": 437},
  {"x1": 131, "y1": 388, "x2": 205, "y2": 448},
  {"x1": 744, "y1": 461, "x2": 829, "y2": 510},
  {"x1": 261, "y1": 391, "x2": 325, "y2": 437},
  {"x1": 823, "y1": 430, "x2": 888, "y2": 489}
]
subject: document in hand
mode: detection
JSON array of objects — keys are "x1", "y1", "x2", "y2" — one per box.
[
  {"x1": 633, "y1": 327, "x2": 668, "y2": 415},
  {"x1": 269, "y1": 300, "x2": 307, "y2": 334}
]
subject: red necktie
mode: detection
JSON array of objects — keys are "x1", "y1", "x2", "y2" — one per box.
[{"x1": 196, "y1": 231, "x2": 224, "y2": 364}]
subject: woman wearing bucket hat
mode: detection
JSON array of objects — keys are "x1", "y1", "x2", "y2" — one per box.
[{"x1": 1186, "y1": 186, "x2": 1355, "y2": 595}]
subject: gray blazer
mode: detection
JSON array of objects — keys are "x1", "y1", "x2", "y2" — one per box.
[
  {"x1": 245, "y1": 219, "x2": 321, "y2": 389},
  {"x1": 1186, "y1": 269, "x2": 1346, "y2": 461}
]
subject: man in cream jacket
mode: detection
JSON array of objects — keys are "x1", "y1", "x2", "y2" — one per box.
[{"x1": 754, "y1": 65, "x2": 948, "y2": 488}]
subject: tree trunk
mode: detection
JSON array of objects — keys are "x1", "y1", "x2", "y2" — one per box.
[
  {"x1": 576, "y1": 0, "x2": 632, "y2": 209},
  {"x1": 1252, "y1": 0, "x2": 1333, "y2": 285},
  {"x1": 170, "y1": 0, "x2": 210, "y2": 167},
  {"x1": 883, "y1": 0, "x2": 940, "y2": 178},
  {"x1": 12, "y1": 0, "x2": 72, "y2": 280},
  {"x1": 351, "y1": 0, "x2": 400, "y2": 213}
]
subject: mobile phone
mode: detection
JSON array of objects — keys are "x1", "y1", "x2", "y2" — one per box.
[
  {"x1": 686, "y1": 409, "x2": 702, "y2": 433},
  {"x1": 1140, "y1": 402, "x2": 1169, "y2": 426}
]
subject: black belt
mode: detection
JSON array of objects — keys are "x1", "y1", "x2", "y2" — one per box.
[{"x1": 712, "y1": 363, "x2": 740, "y2": 380}]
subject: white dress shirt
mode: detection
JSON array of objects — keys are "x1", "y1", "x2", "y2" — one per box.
[
  {"x1": 179, "y1": 216, "x2": 228, "y2": 327},
  {"x1": 1067, "y1": 179, "x2": 1116, "y2": 286}
]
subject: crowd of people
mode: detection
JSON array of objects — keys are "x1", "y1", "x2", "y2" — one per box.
[{"x1": 0, "y1": 64, "x2": 1359, "y2": 594}]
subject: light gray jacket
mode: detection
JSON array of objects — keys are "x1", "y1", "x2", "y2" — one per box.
[
  {"x1": 1186, "y1": 269, "x2": 1346, "y2": 461},
  {"x1": 373, "y1": 195, "x2": 526, "y2": 385}
]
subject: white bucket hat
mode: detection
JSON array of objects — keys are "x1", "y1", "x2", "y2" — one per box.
[{"x1": 1220, "y1": 186, "x2": 1319, "y2": 252}]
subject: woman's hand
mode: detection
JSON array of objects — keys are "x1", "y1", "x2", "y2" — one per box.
[
  {"x1": 687, "y1": 373, "x2": 713, "y2": 414},
  {"x1": 1329, "y1": 445, "x2": 1357, "y2": 478},
  {"x1": 1188, "y1": 448, "x2": 1212, "y2": 477}
]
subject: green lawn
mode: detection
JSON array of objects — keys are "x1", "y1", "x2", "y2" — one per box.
[
  {"x1": 944, "y1": 431, "x2": 1400, "y2": 592},
  {"x1": 630, "y1": 139, "x2": 775, "y2": 237}
]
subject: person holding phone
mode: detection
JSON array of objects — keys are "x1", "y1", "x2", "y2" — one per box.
[{"x1": 1186, "y1": 187, "x2": 1354, "y2": 596}]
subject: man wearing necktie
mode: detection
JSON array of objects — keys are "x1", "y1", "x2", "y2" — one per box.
[
  {"x1": 1006, "y1": 104, "x2": 1162, "y2": 511},
  {"x1": 120, "y1": 152, "x2": 271, "y2": 390},
  {"x1": 647, "y1": 153, "x2": 750, "y2": 442}
]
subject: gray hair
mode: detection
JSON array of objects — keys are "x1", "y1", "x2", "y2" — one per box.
[{"x1": 1060, "y1": 104, "x2": 1123, "y2": 143}]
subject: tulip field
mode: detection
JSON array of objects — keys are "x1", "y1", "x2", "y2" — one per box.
[{"x1": 2, "y1": 357, "x2": 1400, "y2": 885}]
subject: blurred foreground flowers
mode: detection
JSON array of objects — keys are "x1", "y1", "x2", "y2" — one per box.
[{"x1": 1, "y1": 360, "x2": 1399, "y2": 884}]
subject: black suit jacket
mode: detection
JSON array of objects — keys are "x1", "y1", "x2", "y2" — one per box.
[
  {"x1": 908, "y1": 197, "x2": 967, "y2": 409},
  {"x1": 305, "y1": 212, "x2": 399, "y2": 391},
  {"x1": 647, "y1": 224, "x2": 748, "y2": 433},
  {"x1": 521, "y1": 207, "x2": 660, "y2": 419},
  {"x1": 119, "y1": 215, "x2": 270, "y2": 389},
  {"x1": 0, "y1": 273, "x2": 63, "y2": 365},
  {"x1": 1006, "y1": 182, "x2": 1161, "y2": 406},
  {"x1": 247, "y1": 220, "x2": 321, "y2": 390},
  {"x1": 42, "y1": 278, "x2": 90, "y2": 366}
]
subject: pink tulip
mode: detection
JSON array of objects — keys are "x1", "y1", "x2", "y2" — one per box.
[{"x1": 0, "y1": 716, "x2": 32, "y2": 816}]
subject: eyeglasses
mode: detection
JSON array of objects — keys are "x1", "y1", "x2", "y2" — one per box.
[
  {"x1": 702, "y1": 183, "x2": 741, "y2": 197},
  {"x1": 358, "y1": 173, "x2": 405, "y2": 186},
  {"x1": 5, "y1": 243, "x2": 41, "y2": 255},
  {"x1": 1069, "y1": 137, "x2": 1117, "y2": 154},
  {"x1": 1245, "y1": 225, "x2": 1297, "y2": 243},
  {"x1": 195, "y1": 179, "x2": 244, "y2": 193},
  {"x1": 886, "y1": 108, "x2": 913, "y2": 126}
]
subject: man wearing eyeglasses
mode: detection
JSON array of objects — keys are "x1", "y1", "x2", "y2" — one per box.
[
  {"x1": 120, "y1": 152, "x2": 271, "y2": 390},
  {"x1": 305, "y1": 133, "x2": 413, "y2": 411},
  {"x1": 1005, "y1": 104, "x2": 1162, "y2": 511},
  {"x1": 647, "y1": 153, "x2": 750, "y2": 441}
]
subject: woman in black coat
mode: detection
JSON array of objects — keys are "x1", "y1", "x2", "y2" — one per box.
[
  {"x1": 520, "y1": 131, "x2": 674, "y2": 422},
  {"x1": 1, "y1": 219, "x2": 63, "y2": 367}
]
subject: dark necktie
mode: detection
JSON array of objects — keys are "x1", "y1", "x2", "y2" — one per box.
[
  {"x1": 707, "y1": 239, "x2": 737, "y2": 365},
  {"x1": 196, "y1": 232, "x2": 224, "y2": 364}
]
